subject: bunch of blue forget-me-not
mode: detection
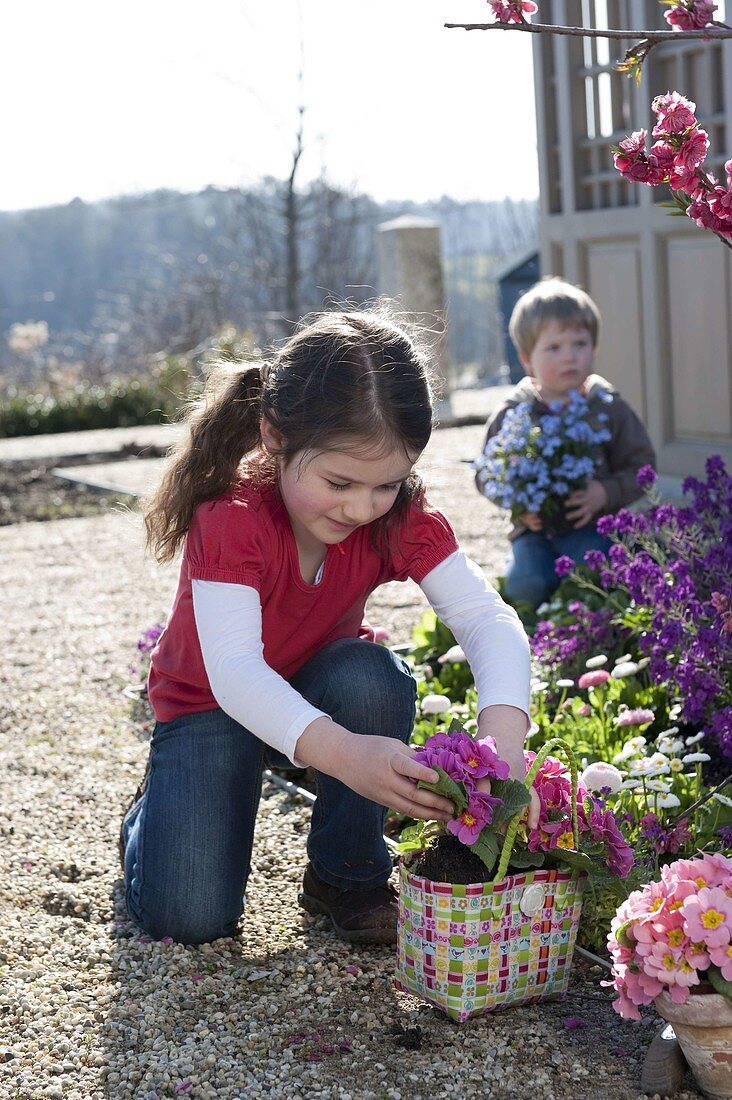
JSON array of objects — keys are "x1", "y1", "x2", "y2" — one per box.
[{"x1": 473, "y1": 390, "x2": 612, "y2": 522}]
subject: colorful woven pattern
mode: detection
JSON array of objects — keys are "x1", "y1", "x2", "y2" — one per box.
[{"x1": 394, "y1": 863, "x2": 586, "y2": 1022}]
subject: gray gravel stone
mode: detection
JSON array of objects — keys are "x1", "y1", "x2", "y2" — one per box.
[{"x1": 0, "y1": 421, "x2": 703, "y2": 1099}]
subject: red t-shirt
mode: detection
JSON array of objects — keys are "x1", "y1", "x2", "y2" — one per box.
[{"x1": 148, "y1": 481, "x2": 459, "y2": 722}]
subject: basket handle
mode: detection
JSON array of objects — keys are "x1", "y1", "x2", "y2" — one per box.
[{"x1": 492, "y1": 736, "x2": 580, "y2": 884}]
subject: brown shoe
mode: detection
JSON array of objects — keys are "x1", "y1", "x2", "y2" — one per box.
[{"x1": 298, "y1": 863, "x2": 398, "y2": 945}]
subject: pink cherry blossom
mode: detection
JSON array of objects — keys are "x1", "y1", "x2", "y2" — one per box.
[
  {"x1": 651, "y1": 92, "x2": 698, "y2": 134},
  {"x1": 664, "y1": 0, "x2": 717, "y2": 30},
  {"x1": 487, "y1": 0, "x2": 538, "y2": 23},
  {"x1": 674, "y1": 128, "x2": 710, "y2": 171},
  {"x1": 649, "y1": 141, "x2": 677, "y2": 173},
  {"x1": 668, "y1": 163, "x2": 709, "y2": 196}
]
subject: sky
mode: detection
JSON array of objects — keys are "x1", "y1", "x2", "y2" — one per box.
[{"x1": 1, "y1": 0, "x2": 539, "y2": 212}]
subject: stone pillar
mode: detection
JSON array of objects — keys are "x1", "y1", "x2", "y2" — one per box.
[{"x1": 376, "y1": 216, "x2": 453, "y2": 417}]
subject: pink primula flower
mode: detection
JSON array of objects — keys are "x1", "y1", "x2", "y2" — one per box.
[
  {"x1": 455, "y1": 735, "x2": 511, "y2": 782},
  {"x1": 578, "y1": 669, "x2": 611, "y2": 689},
  {"x1": 447, "y1": 790, "x2": 501, "y2": 844},
  {"x1": 708, "y1": 940, "x2": 732, "y2": 981},
  {"x1": 682, "y1": 886, "x2": 732, "y2": 948},
  {"x1": 666, "y1": 853, "x2": 732, "y2": 890}
]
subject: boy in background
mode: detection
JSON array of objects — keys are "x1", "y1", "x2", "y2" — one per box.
[{"x1": 475, "y1": 277, "x2": 656, "y2": 610}]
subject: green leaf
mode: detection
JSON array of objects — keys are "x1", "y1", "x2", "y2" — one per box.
[
  {"x1": 489, "y1": 777, "x2": 532, "y2": 824},
  {"x1": 706, "y1": 965, "x2": 732, "y2": 1000},
  {"x1": 418, "y1": 766, "x2": 468, "y2": 814},
  {"x1": 545, "y1": 847, "x2": 593, "y2": 874},
  {"x1": 507, "y1": 848, "x2": 545, "y2": 869},
  {"x1": 468, "y1": 830, "x2": 500, "y2": 874},
  {"x1": 614, "y1": 918, "x2": 634, "y2": 949}
]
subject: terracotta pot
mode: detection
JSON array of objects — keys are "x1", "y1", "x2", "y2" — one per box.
[{"x1": 655, "y1": 987, "x2": 732, "y2": 1099}]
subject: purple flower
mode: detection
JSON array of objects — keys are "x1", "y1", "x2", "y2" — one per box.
[
  {"x1": 555, "y1": 555, "x2": 575, "y2": 577},
  {"x1": 589, "y1": 805, "x2": 635, "y2": 877},
  {"x1": 637, "y1": 465, "x2": 658, "y2": 489}
]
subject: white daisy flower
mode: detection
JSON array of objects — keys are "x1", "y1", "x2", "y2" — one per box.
[
  {"x1": 585, "y1": 654, "x2": 608, "y2": 669},
  {"x1": 612, "y1": 662, "x2": 640, "y2": 679},
  {"x1": 656, "y1": 793, "x2": 681, "y2": 809},
  {"x1": 580, "y1": 761, "x2": 624, "y2": 793},
  {"x1": 438, "y1": 644, "x2": 466, "y2": 665},
  {"x1": 556, "y1": 678, "x2": 574, "y2": 688},
  {"x1": 713, "y1": 792, "x2": 732, "y2": 808},
  {"x1": 685, "y1": 732, "x2": 705, "y2": 746},
  {"x1": 421, "y1": 694, "x2": 451, "y2": 715},
  {"x1": 682, "y1": 752, "x2": 711, "y2": 764},
  {"x1": 646, "y1": 778, "x2": 672, "y2": 794}
]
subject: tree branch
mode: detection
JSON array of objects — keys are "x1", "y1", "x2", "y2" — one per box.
[{"x1": 444, "y1": 20, "x2": 732, "y2": 41}]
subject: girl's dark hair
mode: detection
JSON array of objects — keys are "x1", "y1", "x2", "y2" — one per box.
[{"x1": 144, "y1": 308, "x2": 436, "y2": 562}]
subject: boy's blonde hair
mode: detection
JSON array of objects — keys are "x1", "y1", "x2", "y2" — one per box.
[{"x1": 509, "y1": 277, "x2": 601, "y2": 361}]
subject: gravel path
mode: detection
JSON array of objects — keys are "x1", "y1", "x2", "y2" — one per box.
[{"x1": 0, "y1": 423, "x2": 702, "y2": 1100}]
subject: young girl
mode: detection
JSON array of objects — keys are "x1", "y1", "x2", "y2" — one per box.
[{"x1": 122, "y1": 309, "x2": 534, "y2": 947}]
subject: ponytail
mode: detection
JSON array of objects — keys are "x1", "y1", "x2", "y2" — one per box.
[{"x1": 144, "y1": 362, "x2": 264, "y2": 562}]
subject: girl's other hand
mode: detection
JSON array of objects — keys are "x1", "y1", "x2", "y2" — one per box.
[{"x1": 520, "y1": 511, "x2": 544, "y2": 532}]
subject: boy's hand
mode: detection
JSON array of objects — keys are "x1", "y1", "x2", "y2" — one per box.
[
  {"x1": 564, "y1": 479, "x2": 608, "y2": 528},
  {"x1": 520, "y1": 511, "x2": 544, "y2": 532}
]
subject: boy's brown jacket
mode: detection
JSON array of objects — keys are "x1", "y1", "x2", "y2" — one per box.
[{"x1": 476, "y1": 374, "x2": 657, "y2": 541}]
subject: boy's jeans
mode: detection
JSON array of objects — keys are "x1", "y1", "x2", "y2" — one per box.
[
  {"x1": 504, "y1": 525, "x2": 611, "y2": 610},
  {"x1": 122, "y1": 638, "x2": 416, "y2": 945}
]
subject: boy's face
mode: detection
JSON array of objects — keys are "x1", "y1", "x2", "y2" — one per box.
[{"x1": 520, "y1": 320, "x2": 595, "y2": 404}]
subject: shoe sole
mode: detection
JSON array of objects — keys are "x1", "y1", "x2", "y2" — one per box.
[{"x1": 298, "y1": 891, "x2": 397, "y2": 945}]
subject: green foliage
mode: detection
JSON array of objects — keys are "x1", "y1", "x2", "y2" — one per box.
[
  {"x1": 488, "y1": 777, "x2": 532, "y2": 825},
  {"x1": 468, "y1": 830, "x2": 500, "y2": 874},
  {"x1": 409, "y1": 609, "x2": 475, "y2": 703},
  {"x1": 418, "y1": 766, "x2": 468, "y2": 814},
  {"x1": 707, "y1": 965, "x2": 732, "y2": 1000},
  {"x1": 0, "y1": 357, "x2": 195, "y2": 438}
]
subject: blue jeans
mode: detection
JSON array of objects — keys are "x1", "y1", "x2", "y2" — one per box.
[
  {"x1": 122, "y1": 638, "x2": 417, "y2": 944},
  {"x1": 503, "y1": 525, "x2": 611, "y2": 610}
]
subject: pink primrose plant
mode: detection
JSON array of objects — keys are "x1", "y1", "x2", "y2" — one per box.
[
  {"x1": 607, "y1": 852, "x2": 732, "y2": 1018},
  {"x1": 408, "y1": 725, "x2": 634, "y2": 885}
]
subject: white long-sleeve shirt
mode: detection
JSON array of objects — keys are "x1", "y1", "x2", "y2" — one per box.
[{"x1": 192, "y1": 549, "x2": 530, "y2": 763}]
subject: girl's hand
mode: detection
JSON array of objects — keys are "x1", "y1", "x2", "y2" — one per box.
[
  {"x1": 335, "y1": 736, "x2": 456, "y2": 822},
  {"x1": 520, "y1": 511, "x2": 543, "y2": 532},
  {"x1": 564, "y1": 479, "x2": 608, "y2": 529},
  {"x1": 295, "y1": 718, "x2": 455, "y2": 821},
  {"x1": 476, "y1": 704, "x2": 540, "y2": 829}
]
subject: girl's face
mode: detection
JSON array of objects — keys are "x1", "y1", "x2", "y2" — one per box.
[
  {"x1": 521, "y1": 320, "x2": 596, "y2": 404},
  {"x1": 263, "y1": 424, "x2": 417, "y2": 556}
]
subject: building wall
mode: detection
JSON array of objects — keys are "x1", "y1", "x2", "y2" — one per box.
[{"x1": 533, "y1": 0, "x2": 732, "y2": 477}]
